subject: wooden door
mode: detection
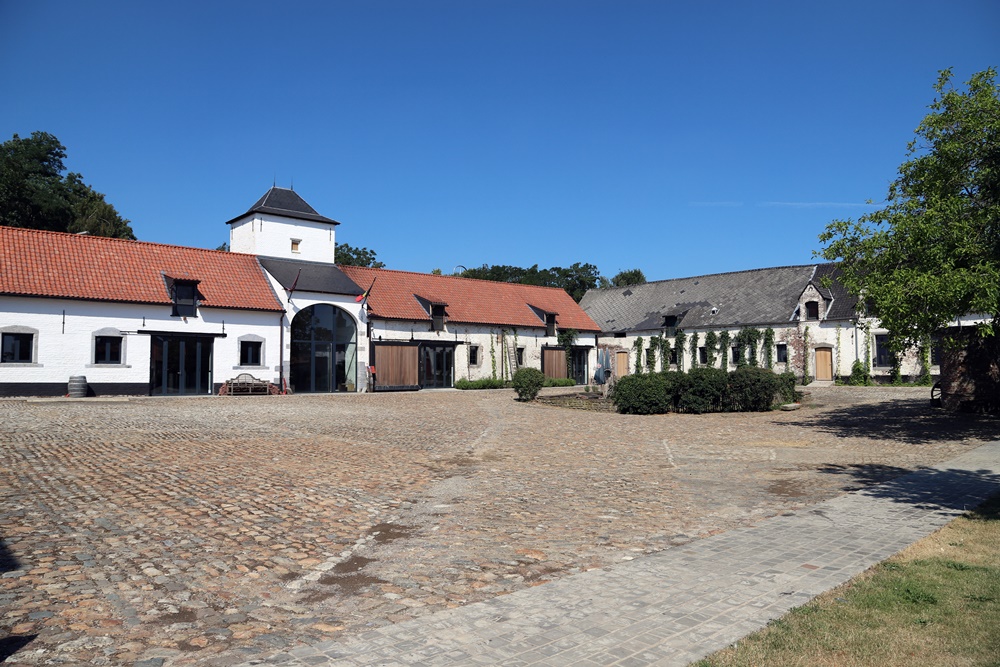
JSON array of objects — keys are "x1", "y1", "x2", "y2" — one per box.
[
  {"x1": 815, "y1": 348, "x2": 833, "y2": 381},
  {"x1": 543, "y1": 348, "x2": 568, "y2": 379},
  {"x1": 373, "y1": 343, "x2": 419, "y2": 390},
  {"x1": 616, "y1": 350, "x2": 630, "y2": 376}
]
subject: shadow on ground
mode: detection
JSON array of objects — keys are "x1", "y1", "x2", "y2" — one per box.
[
  {"x1": 0, "y1": 538, "x2": 19, "y2": 573},
  {"x1": 787, "y1": 397, "x2": 1000, "y2": 445},
  {"x1": 0, "y1": 634, "x2": 37, "y2": 662},
  {"x1": 818, "y1": 463, "x2": 1000, "y2": 514}
]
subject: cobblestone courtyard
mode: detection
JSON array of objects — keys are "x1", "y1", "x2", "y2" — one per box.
[{"x1": 2, "y1": 387, "x2": 997, "y2": 666}]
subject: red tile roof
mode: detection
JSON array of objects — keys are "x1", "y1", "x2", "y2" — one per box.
[
  {"x1": 339, "y1": 266, "x2": 600, "y2": 332},
  {"x1": 0, "y1": 227, "x2": 284, "y2": 312}
]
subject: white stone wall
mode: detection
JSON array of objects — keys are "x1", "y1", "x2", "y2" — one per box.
[
  {"x1": 0, "y1": 296, "x2": 282, "y2": 390},
  {"x1": 368, "y1": 318, "x2": 599, "y2": 384},
  {"x1": 230, "y1": 213, "x2": 336, "y2": 263},
  {"x1": 596, "y1": 317, "x2": 933, "y2": 382}
]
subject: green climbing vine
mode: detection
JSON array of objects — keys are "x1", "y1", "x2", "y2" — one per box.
[
  {"x1": 633, "y1": 336, "x2": 644, "y2": 374},
  {"x1": 688, "y1": 331, "x2": 699, "y2": 368},
  {"x1": 658, "y1": 335, "x2": 671, "y2": 371},
  {"x1": 673, "y1": 329, "x2": 686, "y2": 372},
  {"x1": 704, "y1": 331, "x2": 718, "y2": 368},
  {"x1": 490, "y1": 330, "x2": 497, "y2": 380},
  {"x1": 802, "y1": 325, "x2": 811, "y2": 384},
  {"x1": 719, "y1": 330, "x2": 731, "y2": 373},
  {"x1": 648, "y1": 335, "x2": 661, "y2": 372},
  {"x1": 557, "y1": 328, "x2": 577, "y2": 378},
  {"x1": 763, "y1": 327, "x2": 775, "y2": 369},
  {"x1": 734, "y1": 327, "x2": 761, "y2": 368}
]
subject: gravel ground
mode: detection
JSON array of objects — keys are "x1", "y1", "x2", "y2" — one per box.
[{"x1": 1, "y1": 386, "x2": 997, "y2": 666}]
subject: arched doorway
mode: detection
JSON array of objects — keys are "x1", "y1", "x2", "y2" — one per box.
[{"x1": 290, "y1": 305, "x2": 357, "y2": 393}]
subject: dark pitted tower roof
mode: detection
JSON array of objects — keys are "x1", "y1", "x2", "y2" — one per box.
[{"x1": 224, "y1": 186, "x2": 340, "y2": 226}]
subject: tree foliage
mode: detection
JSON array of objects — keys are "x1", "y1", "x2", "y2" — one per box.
[
  {"x1": 0, "y1": 131, "x2": 135, "y2": 239},
  {"x1": 460, "y1": 262, "x2": 603, "y2": 302},
  {"x1": 819, "y1": 68, "x2": 1000, "y2": 347},
  {"x1": 611, "y1": 268, "x2": 646, "y2": 287},
  {"x1": 335, "y1": 242, "x2": 385, "y2": 268}
]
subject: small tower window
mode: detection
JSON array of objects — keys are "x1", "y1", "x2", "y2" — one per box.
[
  {"x1": 431, "y1": 304, "x2": 446, "y2": 331},
  {"x1": 291, "y1": 239, "x2": 301, "y2": 253}
]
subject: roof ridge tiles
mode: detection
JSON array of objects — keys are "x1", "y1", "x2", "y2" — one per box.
[
  {"x1": 617, "y1": 262, "x2": 822, "y2": 289},
  {"x1": 339, "y1": 265, "x2": 585, "y2": 294},
  {"x1": 0, "y1": 226, "x2": 237, "y2": 256}
]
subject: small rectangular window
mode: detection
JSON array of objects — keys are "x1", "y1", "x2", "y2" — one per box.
[
  {"x1": 874, "y1": 334, "x2": 892, "y2": 367},
  {"x1": 469, "y1": 346, "x2": 480, "y2": 366},
  {"x1": 669, "y1": 348, "x2": 678, "y2": 365},
  {"x1": 431, "y1": 304, "x2": 446, "y2": 331},
  {"x1": 930, "y1": 338, "x2": 942, "y2": 366},
  {"x1": 776, "y1": 343, "x2": 788, "y2": 363},
  {"x1": 172, "y1": 281, "x2": 198, "y2": 317},
  {"x1": 95, "y1": 336, "x2": 122, "y2": 364},
  {"x1": 732, "y1": 346, "x2": 739, "y2": 363},
  {"x1": 805, "y1": 301, "x2": 820, "y2": 320},
  {"x1": 545, "y1": 314, "x2": 556, "y2": 337},
  {"x1": 516, "y1": 347, "x2": 525, "y2": 366},
  {"x1": 1, "y1": 333, "x2": 33, "y2": 363},
  {"x1": 698, "y1": 346, "x2": 707, "y2": 364},
  {"x1": 240, "y1": 341, "x2": 262, "y2": 366},
  {"x1": 291, "y1": 239, "x2": 301, "y2": 253}
]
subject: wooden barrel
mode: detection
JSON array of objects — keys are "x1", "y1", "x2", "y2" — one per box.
[{"x1": 68, "y1": 375, "x2": 88, "y2": 398}]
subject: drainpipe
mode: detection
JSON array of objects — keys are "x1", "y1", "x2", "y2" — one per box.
[{"x1": 279, "y1": 312, "x2": 286, "y2": 393}]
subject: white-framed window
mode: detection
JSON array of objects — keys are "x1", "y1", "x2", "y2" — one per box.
[
  {"x1": 291, "y1": 238, "x2": 301, "y2": 253},
  {"x1": 1, "y1": 326, "x2": 39, "y2": 365},
  {"x1": 90, "y1": 327, "x2": 128, "y2": 367},
  {"x1": 236, "y1": 334, "x2": 266, "y2": 368}
]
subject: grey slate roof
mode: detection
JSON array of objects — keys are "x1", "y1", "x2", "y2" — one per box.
[
  {"x1": 225, "y1": 187, "x2": 340, "y2": 226},
  {"x1": 258, "y1": 257, "x2": 364, "y2": 297},
  {"x1": 579, "y1": 263, "x2": 858, "y2": 333}
]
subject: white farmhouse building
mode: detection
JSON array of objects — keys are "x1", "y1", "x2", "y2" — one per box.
[{"x1": 0, "y1": 187, "x2": 601, "y2": 396}]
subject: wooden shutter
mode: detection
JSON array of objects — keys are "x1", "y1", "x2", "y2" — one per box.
[
  {"x1": 543, "y1": 348, "x2": 568, "y2": 379},
  {"x1": 373, "y1": 344, "x2": 419, "y2": 390}
]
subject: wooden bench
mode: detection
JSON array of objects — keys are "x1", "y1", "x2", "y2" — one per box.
[{"x1": 221, "y1": 373, "x2": 274, "y2": 396}]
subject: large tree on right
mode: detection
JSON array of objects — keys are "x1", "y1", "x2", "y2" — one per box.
[{"x1": 819, "y1": 68, "x2": 1000, "y2": 348}]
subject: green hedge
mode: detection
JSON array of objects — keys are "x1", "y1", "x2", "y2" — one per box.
[
  {"x1": 608, "y1": 373, "x2": 673, "y2": 414},
  {"x1": 543, "y1": 377, "x2": 576, "y2": 387},
  {"x1": 610, "y1": 367, "x2": 796, "y2": 415},
  {"x1": 512, "y1": 367, "x2": 546, "y2": 401},
  {"x1": 455, "y1": 377, "x2": 506, "y2": 390}
]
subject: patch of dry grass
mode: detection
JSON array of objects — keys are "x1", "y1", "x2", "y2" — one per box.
[{"x1": 693, "y1": 493, "x2": 1000, "y2": 667}]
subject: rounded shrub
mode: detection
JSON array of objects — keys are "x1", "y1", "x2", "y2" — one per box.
[
  {"x1": 610, "y1": 373, "x2": 671, "y2": 414},
  {"x1": 728, "y1": 366, "x2": 781, "y2": 412},
  {"x1": 679, "y1": 367, "x2": 728, "y2": 413},
  {"x1": 511, "y1": 367, "x2": 545, "y2": 401},
  {"x1": 776, "y1": 371, "x2": 799, "y2": 404}
]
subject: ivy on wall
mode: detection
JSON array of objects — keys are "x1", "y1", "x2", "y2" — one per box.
[
  {"x1": 802, "y1": 325, "x2": 811, "y2": 384},
  {"x1": 658, "y1": 335, "x2": 672, "y2": 371},
  {"x1": 557, "y1": 328, "x2": 577, "y2": 377},
  {"x1": 704, "y1": 331, "x2": 718, "y2": 367},
  {"x1": 633, "y1": 336, "x2": 644, "y2": 374},
  {"x1": 719, "y1": 330, "x2": 731, "y2": 373},
  {"x1": 673, "y1": 329, "x2": 686, "y2": 372},
  {"x1": 647, "y1": 335, "x2": 660, "y2": 372},
  {"x1": 688, "y1": 331, "x2": 699, "y2": 368},
  {"x1": 763, "y1": 327, "x2": 775, "y2": 369}
]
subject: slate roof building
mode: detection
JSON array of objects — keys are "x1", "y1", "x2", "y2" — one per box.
[
  {"x1": 580, "y1": 263, "x2": 933, "y2": 383},
  {"x1": 0, "y1": 187, "x2": 600, "y2": 396}
]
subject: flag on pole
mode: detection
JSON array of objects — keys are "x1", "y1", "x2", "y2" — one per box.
[{"x1": 355, "y1": 276, "x2": 377, "y2": 304}]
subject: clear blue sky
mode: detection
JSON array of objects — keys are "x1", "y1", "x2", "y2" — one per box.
[{"x1": 2, "y1": 1, "x2": 997, "y2": 280}]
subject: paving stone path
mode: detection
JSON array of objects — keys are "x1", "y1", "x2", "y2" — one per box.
[
  {"x1": 1, "y1": 386, "x2": 998, "y2": 666},
  {"x1": 247, "y1": 441, "x2": 1000, "y2": 666}
]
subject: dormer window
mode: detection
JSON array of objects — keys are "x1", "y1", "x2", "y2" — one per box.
[
  {"x1": 662, "y1": 315, "x2": 677, "y2": 337},
  {"x1": 805, "y1": 301, "x2": 820, "y2": 320},
  {"x1": 171, "y1": 280, "x2": 199, "y2": 317},
  {"x1": 546, "y1": 313, "x2": 557, "y2": 337},
  {"x1": 431, "y1": 304, "x2": 446, "y2": 331},
  {"x1": 291, "y1": 238, "x2": 301, "y2": 253}
]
